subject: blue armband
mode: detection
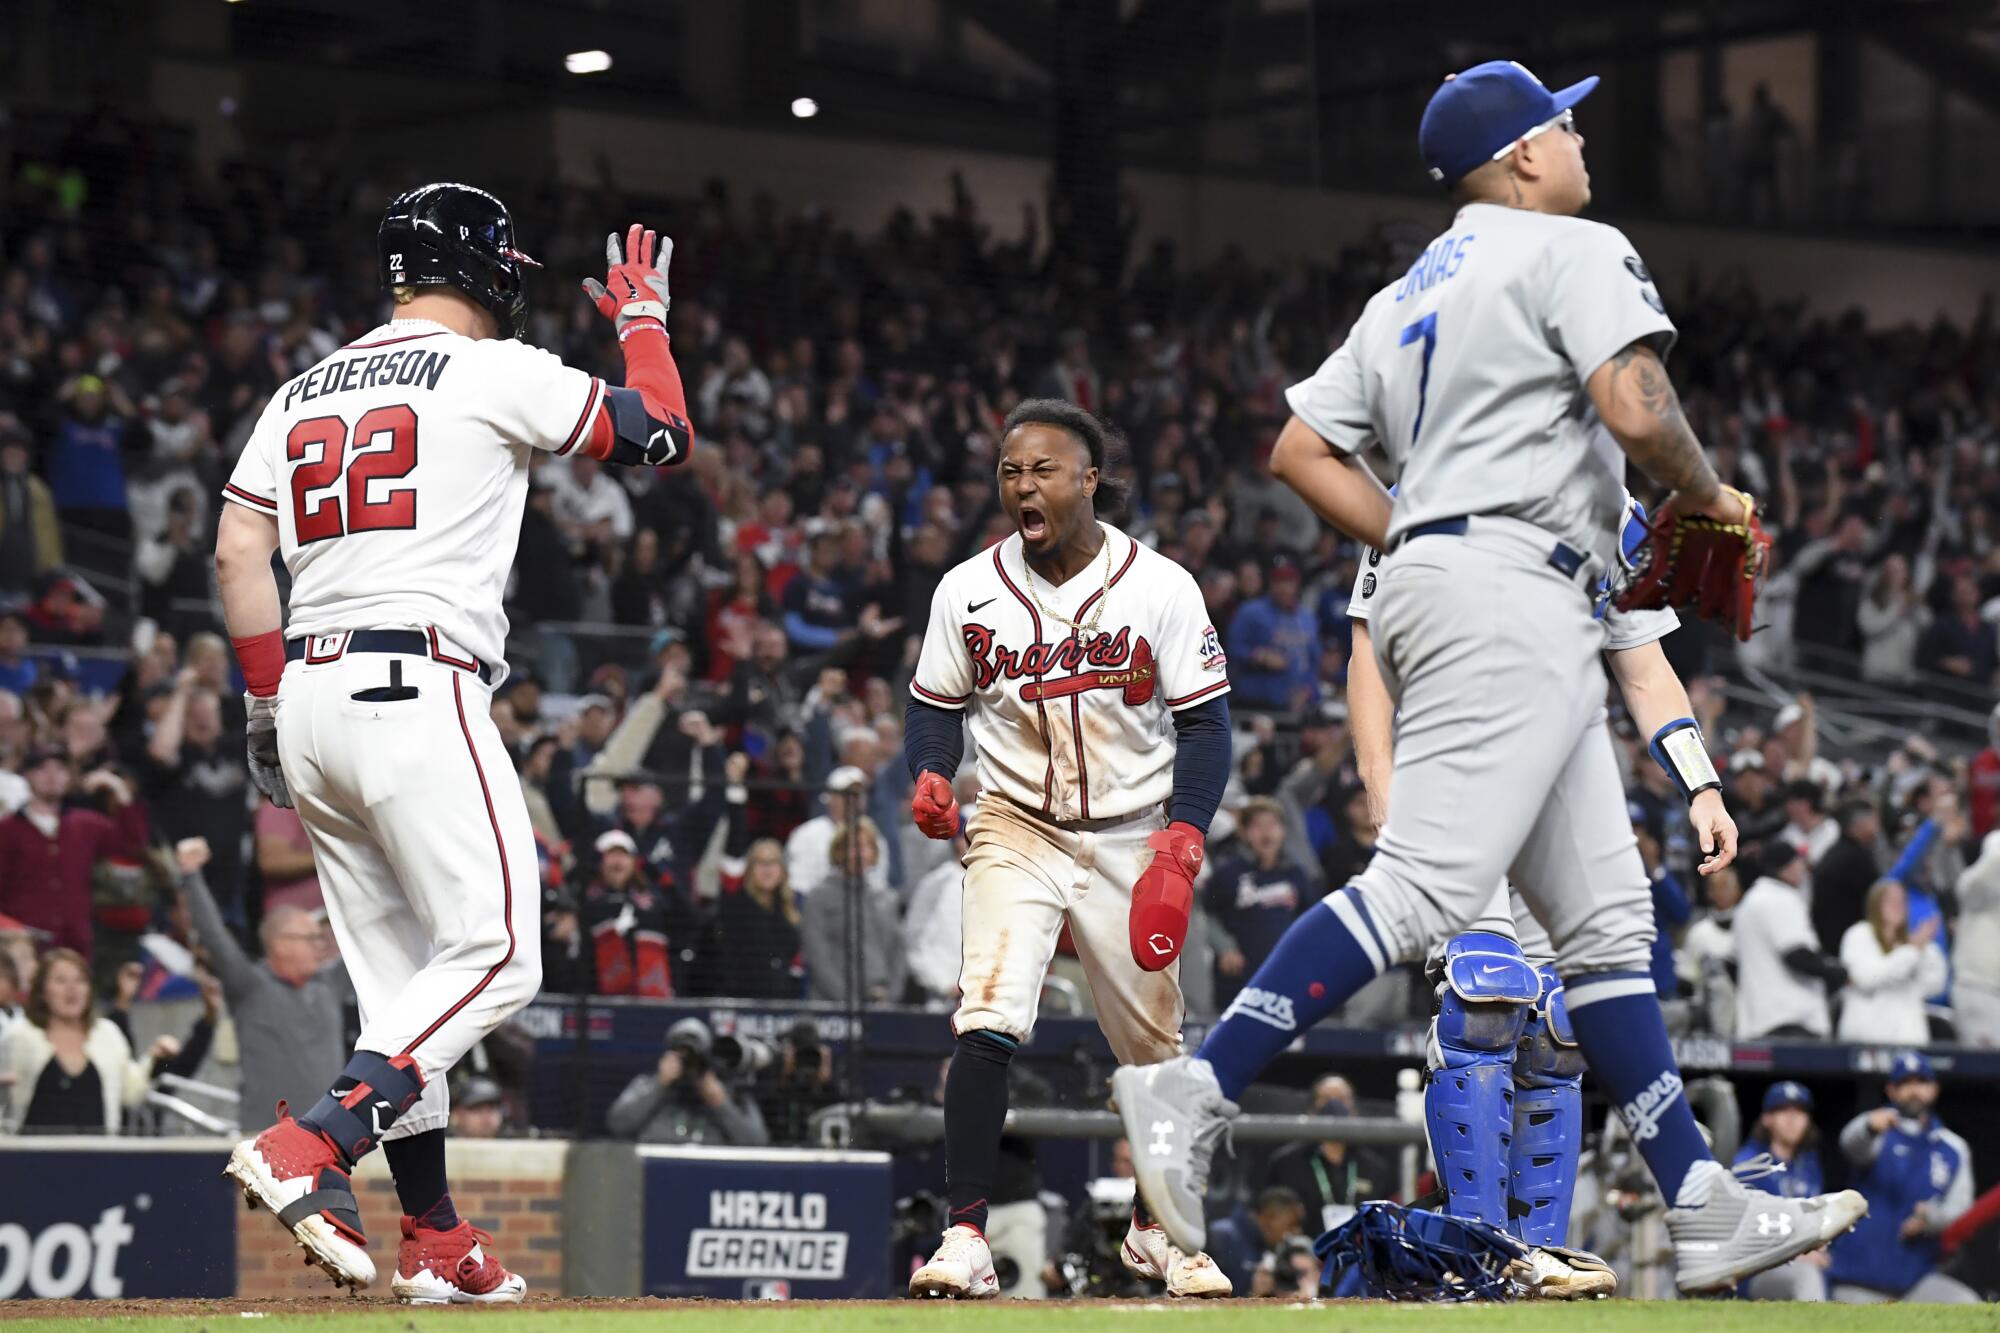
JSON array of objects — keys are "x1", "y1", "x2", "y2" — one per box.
[{"x1": 1649, "y1": 717, "x2": 1721, "y2": 803}]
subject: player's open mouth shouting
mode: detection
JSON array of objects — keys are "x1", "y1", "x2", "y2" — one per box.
[{"x1": 998, "y1": 424, "x2": 1093, "y2": 561}]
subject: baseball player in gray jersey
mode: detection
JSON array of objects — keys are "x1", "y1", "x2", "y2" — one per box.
[{"x1": 1114, "y1": 60, "x2": 1865, "y2": 1295}]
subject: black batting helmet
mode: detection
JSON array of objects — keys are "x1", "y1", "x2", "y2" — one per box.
[{"x1": 377, "y1": 182, "x2": 540, "y2": 339}]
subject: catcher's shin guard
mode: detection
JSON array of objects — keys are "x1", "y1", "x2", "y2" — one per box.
[
  {"x1": 1425, "y1": 932, "x2": 1540, "y2": 1229},
  {"x1": 1509, "y1": 967, "x2": 1586, "y2": 1248}
]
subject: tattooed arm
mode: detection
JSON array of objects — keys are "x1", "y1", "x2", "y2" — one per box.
[{"x1": 1586, "y1": 342, "x2": 1744, "y2": 521}]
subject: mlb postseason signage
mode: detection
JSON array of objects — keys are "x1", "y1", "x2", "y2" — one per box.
[
  {"x1": 0, "y1": 1139, "x2": 235, "y2": 1299},
  {"x1": 640, "y1": 1146, "x2": 892, "y2": 1298}
]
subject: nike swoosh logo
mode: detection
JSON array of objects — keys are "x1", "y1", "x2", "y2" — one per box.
[{"x1": 968, "y1": 598, "x2": 996, "y2": 614}]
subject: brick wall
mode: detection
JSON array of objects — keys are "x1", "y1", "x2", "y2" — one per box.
[{"x1": 236, "y1": 1139, "x2": 569, "y2": 1297}]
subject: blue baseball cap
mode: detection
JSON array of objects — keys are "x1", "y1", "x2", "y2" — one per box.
[
  {"x1": 1762, "y1": 1081, "x2": 1813, "y2": 1113},
  {"x1": 1420, "y1": 60, "x2": 1599, "y2": 186},
  {"x1": 1887, "y1": 1051, "x2": 1935, "y2": 1084}
]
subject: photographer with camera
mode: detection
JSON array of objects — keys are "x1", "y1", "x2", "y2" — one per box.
[
  {"x1": 758, "y1": 1018, "x2": 839, "y2": 1146},
  {"x1": 1206, "y1": 1185, "x2": 1318, "y2": 1298},
  {"x1": 605, "y1": 1016, "x2": 770, "y2": 1146}
]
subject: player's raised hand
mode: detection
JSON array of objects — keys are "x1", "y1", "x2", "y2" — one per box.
[
  {"x1": 1130, "y1": 822, "x2": 1204, "y2": 972},
  {"x1": 582, "y1": 223, "x2": 673, "y2": 335},
  {"x1": 1690, "y1": 788, "x2": 1737, "y2": 876},
  {"x1": 910, "y1": 769, "x2": 959, "y2": 840}
]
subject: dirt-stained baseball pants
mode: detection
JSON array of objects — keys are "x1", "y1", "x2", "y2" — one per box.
[
  {"x1": 952, "y1": 794, "x2": 1182, "y2": 1066},
  {"x1": 277, "y1": 638, "x2": 543, "y2": 1139}
]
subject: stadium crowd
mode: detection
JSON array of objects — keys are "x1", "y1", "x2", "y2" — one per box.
[{"x1": 1, "y1": 116, "x2": 2000, "y2": 1142}]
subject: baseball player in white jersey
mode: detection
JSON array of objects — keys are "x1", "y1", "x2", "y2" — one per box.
[
  {"x1": 900, "y1": 399, "x2": 1234, "y2": 1299},
  {"x1": 214, "y1": 185, "x2": 692, "y2": 1301},
  {"x1": 1348, "y1": 491, "x2": 1736, "y2": 1298},
  {"x1": 1114, "y1": 61, "x2": 1865, "y2": 1295}
]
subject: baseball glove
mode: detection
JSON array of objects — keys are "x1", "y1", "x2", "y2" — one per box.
[{"x1": 1615, "y1": 488, "x2": 1771, "y2": 641}]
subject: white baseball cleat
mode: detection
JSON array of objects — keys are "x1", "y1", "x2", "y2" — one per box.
[
  {"x1": 908, "y1": 1224, "x2": 1000, "y2": 1300},
  {"x1": 1121, "y1": 1219, "x2": 1232, "y2": 1297},
  {"x1": 1510, "y1": 1243, "x2": 1617, "y2": 1299},
  {"x1": 224, "y1": 1113, "x2": 376, "y2": 1291},
  {"x1": 1667, "y1": 1161, "x2": 1868, "y2": 1293}
]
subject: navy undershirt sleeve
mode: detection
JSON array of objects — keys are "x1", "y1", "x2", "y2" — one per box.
[
  {"x1": 1168, "y1": 695, "x2": 1231, "y2": 834},
  {"x1": 904, "y1": 697, "x2": 965, "y2": 781}
]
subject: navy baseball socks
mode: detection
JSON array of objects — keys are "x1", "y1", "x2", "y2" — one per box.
[
  {"x1": 298, "y1": 1050, "x2": 428, "y2": 1168},
  {"x1": 385, "y1": 1130, "x2": 461, "y2": 1231},
  {"x1": 1196, "y1": 889, "x2": 1387, "y2": 1099},
  {"x1": 943, "y1": 1030, "x2": 1018, "y2": 1234},
  {"x1": 1562, "y1": 973, "x2": 1713, "y2": 1205}
]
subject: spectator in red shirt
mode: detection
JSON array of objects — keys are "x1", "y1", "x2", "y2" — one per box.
[
  {"x1": 0, "y1": 746, "x2": 148, "y2": 960},
  {"x1": 582, "y1": 829, "x2": 673, "y2": 998},
  {"x1": 1970, "y1": 703, "x2": 2000, "y2": 840}
]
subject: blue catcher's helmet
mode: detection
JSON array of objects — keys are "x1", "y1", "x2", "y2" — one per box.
[{"x1": 1315, "y1": 1201, "x2": 1528, "y2": 1302}]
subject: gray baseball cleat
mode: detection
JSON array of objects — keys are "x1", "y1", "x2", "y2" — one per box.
[
  {"x1": 1666, "y1": 1163, "x2": 1867, "y2": 1293},
  {"x1": 1110, "y1": 1056, "x2": 1239, "y2": 1254}
]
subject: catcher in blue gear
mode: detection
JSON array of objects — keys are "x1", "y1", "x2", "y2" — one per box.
[{"x1": 1347, "y1": 494, "x2": 1735, "y2": 1298}]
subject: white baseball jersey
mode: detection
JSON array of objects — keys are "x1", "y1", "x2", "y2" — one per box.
[
  {"x1": 1349, "y1": 489, "x2": 1678, "y2": 652},
  {"x1": 1286, "y1": 203, "x2": 1674, "y2": 569},
  {"x1": 910, "y1": 523, "x2": 1228, "y2": 822},
  {"x1": 222, "y1": 317, "x2": 606, "y2": 681}
]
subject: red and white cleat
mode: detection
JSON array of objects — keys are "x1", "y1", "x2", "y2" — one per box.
[
  {"x1": 224, "y1": 1107, "x2": 375, "y2": 1290},
  {"x1": 391, "y1": 1217, "x2": 528, "y2": 1305},
  {"x1": 908, "y1": 1224, "x2": 999, "y2": 1299},
  {"x1": 1121, "y1": 1219, "x2": 1233, "y2": 1298}
]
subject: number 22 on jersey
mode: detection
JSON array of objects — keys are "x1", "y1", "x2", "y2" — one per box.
[
  {"x1": 1398, "y1": 313, "x2": 1438, "y2": 448},
  {"x1": 288, "y1": 406, "x2": 420, "y2": 543}
]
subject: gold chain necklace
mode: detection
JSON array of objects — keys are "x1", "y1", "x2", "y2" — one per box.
[{"x1": 1023, "y1": 527, "x2": 1114, "y2": 640}]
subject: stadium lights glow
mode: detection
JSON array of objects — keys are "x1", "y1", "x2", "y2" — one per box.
[
  {"x1": 565, "y1": 50, "x2": 613, "y2": 75},
  {"x1": 791, "y1": 97, "x2": 819, "y2": 119}
]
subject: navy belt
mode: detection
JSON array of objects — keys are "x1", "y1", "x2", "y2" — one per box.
[
  {"x1": 286, "y1": 630, "x2": 494, "y2": 684},
  {"x1": 1398, "y1": 516, "x2": 1588, "y2": 581}
]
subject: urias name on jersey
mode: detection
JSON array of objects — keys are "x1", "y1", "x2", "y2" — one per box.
[{"x1": 911, "y1": 524, "x2": 1228, "y2": 823}]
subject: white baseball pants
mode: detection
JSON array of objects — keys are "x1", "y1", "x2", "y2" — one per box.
[{"x1": 276, "y1": 640, "x2": 542, "y2": 1138}]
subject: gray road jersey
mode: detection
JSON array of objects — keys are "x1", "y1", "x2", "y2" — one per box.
[{"x1": 1286, "y1": 203, "x2": 1675, "y2": 568}]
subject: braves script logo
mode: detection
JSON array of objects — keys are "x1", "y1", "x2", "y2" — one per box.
[
  {"x1": 962, "y1": 624, "x2": 1155, "y2": 702},
  {"x1": 1617, "y1": 1071, "x2": 1684, "y2": 1142}
]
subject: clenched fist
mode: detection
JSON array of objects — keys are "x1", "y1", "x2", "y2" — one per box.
[{"x1": 910, "y1": 770, "x2": 959, "y2": 840}]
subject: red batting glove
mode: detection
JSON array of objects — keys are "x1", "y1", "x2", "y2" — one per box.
[
  {"x1": 1131, "y1": 821, "x2": 1204, "y2": 972},
  {"x1": 581, "y1": 223, "x2": 673, "y2": 336},
  {"x1": 911, "y1": 770, "x2": 960, "y2": 840}
]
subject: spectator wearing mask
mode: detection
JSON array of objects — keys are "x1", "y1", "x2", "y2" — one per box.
[
  {"x1": 1226, "y1": 559, "x2": 1318, "y2": 710},
  {"x1": 0, "y1": 947, "x2": 184, "y2": 1133},
  {"x1": 1205, "y1": 1185, "x2": 1313, "y2": 1298},
  {"x1": 0, "y1": 425, "x2": 62, "y2": 598},
  {"x1": 1954, "y1": 829, "x2": 2000, "y2": 1046},
  {"x1": 800, "y1": 818, "x2": 903, "y2": 1003},
  {"x1": 1262, "y1": 1075, "x2": 1389, "y2": 1235},
  {"x1": 1204, "y1": 797, "x2": 1309, "y2": 1009},
  {"x1": 1837, "y1": 880, "x2": 1946, "y2": 1045},
  {"x1": 1829, "y1": 1054, "x2": 1978, "y2": 1304},
  {"x1": 1813, "y1": 801, "x2": 1884, "y2": 954},
  {"x1": 1734, "y1": 842, "x2": 1841, "y2": 1039},
  {"x1": 1733, "y1": 1081, "x2": 1829, "y2": 1301},
  {"x1": 0, "y1": 745, "x2": 147, "y2": 958},
  {"x1": 173, "y1": 837, "x2": 349, "y2": 1133},
  {"x1": 605, "y1": 1017, "x2": 770, "y2": 1146},
  {"x1": 581, "y1": 830, "x2": 674, "y2": 998}
]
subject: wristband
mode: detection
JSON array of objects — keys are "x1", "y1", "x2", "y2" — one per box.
[
  {"x1": 230, "y1": 629, "x2": 286, "y2": 698},
  {"x1": 1649, "y1": 717, "x2": 1721, "y2": 803}
]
